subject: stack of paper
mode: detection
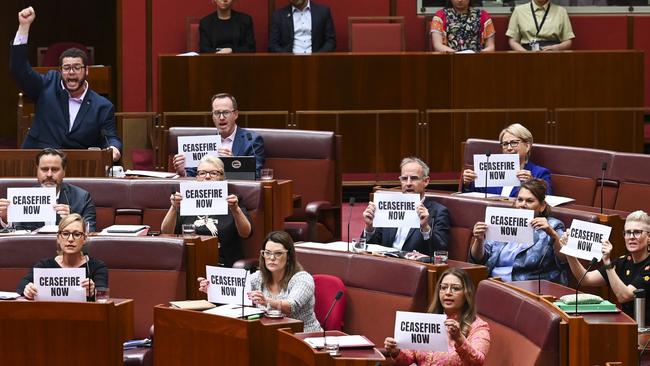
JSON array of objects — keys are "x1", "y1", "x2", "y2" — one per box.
[{"x1": 203, "y1": 303, "x2": 264, "y2": 318}]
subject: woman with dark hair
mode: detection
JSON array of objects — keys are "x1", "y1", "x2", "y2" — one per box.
[
  {"x1": 384, "y1": 268, "x2": 490, "y2": 365},
  {"x1": 199, "y1": 0, "x2": 256, "y2": 53},
  {"x1": 198, "y1": 231, "x2": 321, "y2": 331},
  {"x1": 430, "y1": 0, "x2": 495, "y2": 53},
  {"x1": 469, "y1": 179, "x2": 567, "y2": 284},
  {"x1": 17, "y1": 213, "x2": 108, "y2": 300}
]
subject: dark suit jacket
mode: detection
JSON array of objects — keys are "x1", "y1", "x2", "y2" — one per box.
[
  {"x1": 268, "y1": 2, "x2": 336, "y2": 53},
  {"x1": 366, "y1": 198, "x2": 450, "y2": 256},
  {"x1": 185, "y1": 126, "x2": 265, "y2": 178},
  {"x1": 10, "y1": 44, "x2": 122, "y2": 151},
  {"x1": 199, "y1": 10, "x2": 256, "y2": 53},
  {"x1": 15, "y1": 183, "x2": 97, "y2": 232}
]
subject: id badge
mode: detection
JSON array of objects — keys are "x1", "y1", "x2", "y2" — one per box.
[{"x1": 530, "y1": 39, "x2": 540, "y2": 51}]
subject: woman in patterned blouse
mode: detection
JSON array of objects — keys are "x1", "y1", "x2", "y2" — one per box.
[
  {"x1": 430, "y1": 0, "x2": 495, "y2": 52},
  {"x1": 384, "y1": 268, "x2": 490, "y2": 365}
]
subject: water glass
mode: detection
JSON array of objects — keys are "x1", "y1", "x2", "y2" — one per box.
[
  {"x1": 353, "y1": 237, "x2": 367, "y2": 253},
  {"x1": 96, "y1": 287, "x2": 110, "y2": 303},
  {"x1": 434, "y1": 250, "x2": 448, "y2": 264},
  {"x1": 260, "y1": 168, "x2": 274, "y2": 180},
  {"x1": 324, "y1": 337, "x2": 340, "y2": 356},
  {"x1": 182, "y1": 224, "x2": 196, "y2": 237},
  {"x1": 266, "y1": 300, "x2": 282, "y2": 317}
]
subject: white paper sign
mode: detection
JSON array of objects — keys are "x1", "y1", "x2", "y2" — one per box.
[
  {"x1": 33, "y1": 267, "x2": 86, "y2": 302},
  {"x1": 394, "y1": 311, "x2": 448, "y2": 352},
  {"x1": 473, "y1": 153, "x2": 521, "y2": 188},
  {"x1": 179, "y1": 181, "x2": 228, "y2": 216},
  {"x1": 7, "y1": 187, "x2": 56, "y2": 224},
  {"x1": 372, "y1": 193, "x2": 421, "y2": 229},
  {"x1": 205, "y1": 265, "x2": 252, "y2": 306},
  {"x1": 178, "y1": 135, "x2": 221, "y2": 168},
  {"x1": 485, "y1": 206, "x2": 535, "y2": 244},
  {"x1": 560, "y1": 219, "x2": 611, "y2": 261}
]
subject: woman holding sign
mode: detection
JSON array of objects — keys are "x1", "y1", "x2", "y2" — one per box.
[
  {"x1": 462, "y1": 123, "x2": 552, "y2": 198},
  {"x1": 16, "y1": 213, "x2": 107, "y2": 300},
  {"x1": 162, "y1": 155, "x2": 252, "y2": 267},
  {"x1": 560, "y1": 210, "x2": 650, "y2": 318},
  {"x1": 469, "y1": 179, "x2": 567, "y2": 284},
  {"x1": 384, "y1": 268, "x2": 490, "y2": 365}
]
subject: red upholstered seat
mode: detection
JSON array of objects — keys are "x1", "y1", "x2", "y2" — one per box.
[
  {"x1": 186, "y1": 17, "x2": 200, "y2": 52},
  {"x1": 41, "y1": 42, "x2": 93, "y2": 67},
  {"x1": 313, "y1": 274, "x2": 346, "y2": 331},
  {"x1": 349, "y1": 17, "x2": 404, "y2": 52}
]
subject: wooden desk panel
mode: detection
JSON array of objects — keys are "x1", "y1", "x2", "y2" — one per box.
[
  {"x1": 284, "y1": 329, "x2": 386, "y2": 366},
  {"x1": 0, "y1": 149, "x2": 112, "y2": 177}
]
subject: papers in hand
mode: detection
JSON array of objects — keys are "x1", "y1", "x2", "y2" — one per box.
[
  {"x1": 304, "y1": 335, "x2": 374, "y2": 349},
  {"x1": 203, "y1": 303, "x2": 265, "y2": 318}
]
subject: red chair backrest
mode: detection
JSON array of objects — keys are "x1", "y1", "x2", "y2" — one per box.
[
  {"x1": 313, "y1": 274, "x2": 346, "y2": 331},
  {"x1": 42, "y1": 42, "x2": 92, "y2": 67},
  {"x1": 350, "y1": 23, "x2": 404, "y2": 52}
]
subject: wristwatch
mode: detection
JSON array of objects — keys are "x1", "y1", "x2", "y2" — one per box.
[{"x1": 603, "y1": 262, "x2": 616, "y2": 270}]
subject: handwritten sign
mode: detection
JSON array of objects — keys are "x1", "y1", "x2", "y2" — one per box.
[
  {"x1": 7, "y1": 187, "x2": 56, "y2": 224},
  {"x1": 179, "y1": 181, "x2": 228, "y2": 216},
  {"x1": 560, "y1": 219, "x2": 611, "y2": 261},
  {"x1": 372, "y1": 192, "x2": 421, "y2": 229},
  {"x1": 178, "y1": 135, "x2": 221, "y2": 168},
  {"x1": 205, "y1": 265, "x2": 252, "y2": 306},
  {"x1": 394, "y1": 311, "x2": 448, "y2": 352},
  {"x1": 485, "y1": 206, "x2": 534, "y2": 244},
  {"x1": 33, "y1": 267, "x2": 86, "y2": 302},
  {"x1": 473, "y1": 153, "x2": 520, "y2": 188}
]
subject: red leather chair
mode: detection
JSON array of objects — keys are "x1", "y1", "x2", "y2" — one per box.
[
  {"x1": 348, "y1": 17, "x2": 405, "y2": 52},
  {"x1": 186, "y1": 17, "x2": 200, "y2": 52},
  {"x1": 313, "y1": 274, "x2": 346, "y2": 331},
  {"x1": 40, "y1": 42, "x2": 93, "y2": 66}
]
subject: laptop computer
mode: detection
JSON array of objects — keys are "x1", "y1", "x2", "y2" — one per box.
[{"x1": 221, "y1": 156, "x2": 256, "y2": 180}]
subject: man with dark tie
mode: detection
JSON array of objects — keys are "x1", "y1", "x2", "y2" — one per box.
[
  {"x1": 362, "y1": 157, "x2": 450, "y2": 256},
  {"x1": 0, "y1": 148, "x2": 97, "y2": 232},
  {"x1": 268, "y1": 0, "x2": 336, "y2": 54},
  {"x1": 172, "y1": 93, "x2": 265, "y2": 178}
]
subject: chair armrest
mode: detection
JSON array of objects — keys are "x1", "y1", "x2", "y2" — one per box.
[
  {"x1": 232, "y1": 258, "x2": 259, "y2": 269},
  {"x1": 304, "y1": 201, "x2": 333, "y2": 218}
]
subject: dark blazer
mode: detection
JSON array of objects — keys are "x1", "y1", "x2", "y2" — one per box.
[
  {"x1": 185, "y1": 126, "x2": 265, "y2": 178},
  {"x1": 15, "y1": 183, "x2": 97, "y2": 232},
  {"x1": 199, "y1": 10, "x2": 256, "y2": 53},
  {"x1": 268, "y1": 2, "x2": 336, "y2": 53},
  {"x1": 10, "y1": 44, "x2": 122, "y2": 152},
  {"x1": 366, "y1": 198, "x2": 450, "y2": 256}
]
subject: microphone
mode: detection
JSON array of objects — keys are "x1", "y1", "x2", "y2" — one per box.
[
  {"x1": 86, "y1": 254, "x2": 93, "y2": 302},
  {"x1": 101, "y1": 129, "x2": 114, "y2": 178},
  {"x1": 242, "y1": 263, "x2": 256, "y2": 319},
  {"x1": 599, "y1": 162, "x2": 607, "y2": 214},
  {"x1": 321, "y1": 290, "x2": 344, "y2": 348},
  {"x1": 575, "y1": 258, "x2": 598, "y2": 314},
  {"x1": 484, "y1": 152, "x2": 491, "y2": 199},
  {"x1": 346, "y1": 197, "x2": 355, "y2": 252}
]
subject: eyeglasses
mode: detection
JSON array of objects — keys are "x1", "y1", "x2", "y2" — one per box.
[
  {"x1": 197, "y1": 170, "x2": 224, "y2": 178},
  {"x1": 623, "y1": 230, "x2": 647, "y2": 239},
  {"x1": 500, "y1": 139, "x2": 522, "y2": 149},
  {"x1": 212, "y1": 110, "x2": 235, "y2": 118},
  {"x1": 61, "y1": 64, "x2": 86, "y2": 73},
  {"x1": 398, "y1": 175, "x2": 422, "y2": 183},
  {"x1": 58, "y1": 231, "x2": 85, "y2": 240},
  {"x1": 261, "y1": 250, "x2": 288, "y2": 259},
  {"x1": 439, "y1": 284, "x2": 464, "y2": 293}
]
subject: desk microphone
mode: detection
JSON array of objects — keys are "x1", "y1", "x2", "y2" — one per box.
[
  {"x1": 101, "y1": 129, "x2": 113, "y2": 178},
  {"x1": 346, "y1": 197, "x2": 355, "y2": 252},
  {"x1": 599, "y1": 162, "x2": 607, "y2": 214},
  {"x1": 321, "y1": 290, "x2": 344, "y2": 348},
  {"x1": 484, "y1": 152, "x2": 491, "y2": 199},
  {"x1": 241, "y1": 263, "x2": 256, "y2": 319},
  {"x1": 575, "y1": 258, "x2": 598, "y2": 314}
]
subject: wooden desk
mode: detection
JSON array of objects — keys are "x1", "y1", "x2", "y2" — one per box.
[
  {"x1": 0, "y1": 148, "x2": 112, "y2": 177},
  {"x1": 277, "y1": 329, "x2": 385, "y2": 366},
  {"x1": 0, "y1": 299, "x2": 133, "y2": 366},
  {"x1": 507, "y1": 280, "x2": 638, "y2": 366},
  {"x1": 261, "y1": 179, "x2": 294, "y2": 233},
  {"x1": 154, "y1": 305, "x2": 303, "y2": 366}
]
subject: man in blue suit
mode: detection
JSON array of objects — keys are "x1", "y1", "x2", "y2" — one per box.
[
  {"x1": 172, "y1": 93, "x2": 265, "y2": 177},
  {"x1": 10, "y1": 7, "x2": 122, "y2": 162},
  {"x1": 268, "y1": 0, "x2": 336, "y2": 53},
  {"x1": 362, "y1": 157, "x2": 450, "y2": 256}
]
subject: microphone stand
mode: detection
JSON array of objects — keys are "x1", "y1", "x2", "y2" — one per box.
[
  {"x1": 575, "y1": 258, "x2": 598, "y2": 314},
  {"x1": 484, "y1": 152, "x2": 491, "y2": 199},
  {"x1": 321, "y1": 291, "x2": 343, "y2": 349},
  {"x1": 599, "y1": 162, "x2": 607, "y2": 214},
  {"x1": 241, "y1": 268, "x2": 249, "y2": 319},
  {"x1": 347, "y1": 197, "x2": 355, "y2": 252},
  {"x1": 537, "y1": 246, "x2": 549, "y2": 295}
]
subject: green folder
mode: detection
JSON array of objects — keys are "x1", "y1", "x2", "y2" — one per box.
[{"x1": 553, "y1": 300, "x2": 618, "y2": 313}]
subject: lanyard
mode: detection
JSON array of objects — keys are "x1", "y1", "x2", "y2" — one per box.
[{"x1": 530, "y1": 1, "x2": 551, "y2": 37}]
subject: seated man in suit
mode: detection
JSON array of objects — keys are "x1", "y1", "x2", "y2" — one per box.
[
  {"x1": 172, "y1": 93, "x2": 265, "y2": 178},
  {"x1": 362, "y1": 157, "x2": 450, "y2": 256},
  {"x1": 0, "y1": 148, "x2": 97, "y2": 232},
  {"x1": 10, "y1": 7, "x2": 122, "y2": 162},
  {"x1": 268, "y1": 0, "x2": 336, "y2": 53}
]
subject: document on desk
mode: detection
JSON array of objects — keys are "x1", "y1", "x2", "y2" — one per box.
[
  {"x1": 295, "y1": 241, "x2": 398, "y2": 253},
  {"x1": 304, "y1": 335, "x2": 374, "y2": 349},
  {"x1": 0, "y1": 291, "x2": 20, "y2": 300},
  {"x1": 203, "y1": 303, "x2": 264, "y2": 318}
]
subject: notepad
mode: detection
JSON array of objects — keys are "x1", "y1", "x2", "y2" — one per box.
[{"x1": 170, "y1": 300, "x2": 216, "y2": 311}]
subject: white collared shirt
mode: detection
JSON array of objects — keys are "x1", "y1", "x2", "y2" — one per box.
[
  {"x1": 292, "y1": 1, "x2": 312, "y2": 54},
  {"x1": 62, "y1": 80, "x2": 89, "y2": 131},
  {"x1": 221, "y1": 125, "x2": 237, "y2": 153}
]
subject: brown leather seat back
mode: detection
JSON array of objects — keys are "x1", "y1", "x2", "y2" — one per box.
[
  {"x1": 296, "y1": 248, "x2": 428, "y2": 345},
  {"x1": 611, "y1": 153, "x2": 650, "y2": 213},
  {"x1": 476, "y1": 280, "x2": 561, "y2": 366},
  {"x1": 88, "y1": 236, "x2": 186, "y2": 339}
]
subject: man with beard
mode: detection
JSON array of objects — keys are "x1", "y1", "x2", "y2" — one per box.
[
  {"x1": 362, "y1": 157, "x2": 450, "y2": 255},
  {"x1": 10, "y1": 7, "x2": 122, "y2": 162},
  {"x1": 0, "y1": 148, "x2": 97, "y2": 232},
  {"x1": 268, "y1": 0, "x2": 336, "y2": 53}
]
